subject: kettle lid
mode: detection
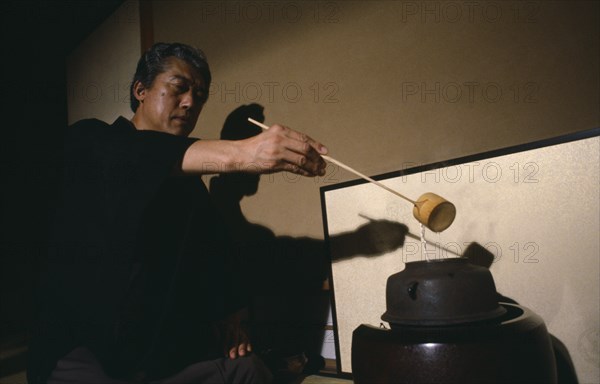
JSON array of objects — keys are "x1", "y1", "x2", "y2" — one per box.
[{"x1": 381, "y1": 258, "x2": 506, "y2": 326}]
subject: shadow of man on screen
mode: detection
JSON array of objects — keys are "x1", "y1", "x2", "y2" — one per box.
[{"x1": 209, "y1": 104, "x2": 409, "y2": 381}]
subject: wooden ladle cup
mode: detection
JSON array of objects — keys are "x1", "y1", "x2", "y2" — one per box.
[{"x1": 413, "y1": 192, "x2": 456, "y2": 232}]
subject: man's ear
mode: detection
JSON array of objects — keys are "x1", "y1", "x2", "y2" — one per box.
[{"x1": 133, "y1": 81, "x2": 146, "y2": 102}]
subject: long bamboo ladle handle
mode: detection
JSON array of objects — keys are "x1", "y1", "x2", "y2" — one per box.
[{"x1": 247, "y1": 118, "x2": 417, "y2": 205}]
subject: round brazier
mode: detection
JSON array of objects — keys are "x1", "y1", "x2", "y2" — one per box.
[{"x1": 353, "y1": 303, "x2": 557, "y2": 383}]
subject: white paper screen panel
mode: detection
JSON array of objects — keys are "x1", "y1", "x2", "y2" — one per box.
[{"x1": 321, "y1": 129, "x2": 599, "y2": 381}]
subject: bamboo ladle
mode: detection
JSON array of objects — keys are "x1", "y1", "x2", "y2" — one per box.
[{"x1": 248, "y1": 118, "x2": 456, "y2": 232}]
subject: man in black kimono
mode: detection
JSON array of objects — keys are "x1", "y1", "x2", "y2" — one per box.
[{"x1": 27, "y1": 42, "x2": 328, "y2": 384}]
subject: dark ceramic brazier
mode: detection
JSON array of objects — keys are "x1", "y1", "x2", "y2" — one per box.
[{"x1": 352, "y1": 258, "x2": 557, "y2": 383}]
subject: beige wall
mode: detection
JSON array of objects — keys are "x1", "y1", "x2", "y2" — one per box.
[
  {"x1": 67, "y1": 0, "x2": 141, "y2": 125},
  {"x1": 151, "y1": 0, "x2": 599, "y2": 239}
]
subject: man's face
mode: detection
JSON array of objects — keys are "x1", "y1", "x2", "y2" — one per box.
[{"x1": 133, "y1": 57, "x2": 207, "y2": 136}]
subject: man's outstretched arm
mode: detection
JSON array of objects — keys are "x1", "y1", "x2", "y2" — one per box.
[{"x1": 180, "y1": 124, "x2": 328, "y2": 176}]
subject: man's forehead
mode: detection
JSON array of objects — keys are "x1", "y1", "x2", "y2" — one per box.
[{"x1": 163, "y1": 57, "x2": 205, "y2": 86}]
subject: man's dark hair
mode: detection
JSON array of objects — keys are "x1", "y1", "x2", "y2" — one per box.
[{"x1": 129, "y1": 42, "x2": 212, "y2": 113}]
